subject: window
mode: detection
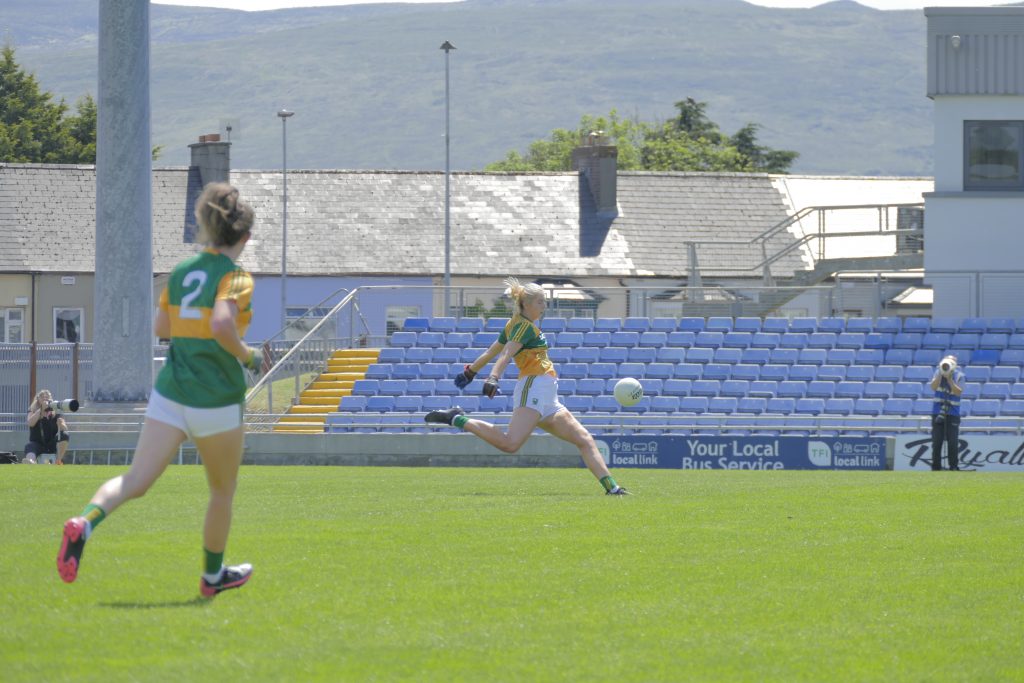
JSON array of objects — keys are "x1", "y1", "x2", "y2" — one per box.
[
  {"x1": 964, "y1": 121, "x2": 1024, "y2": 190},
  {"x1": 53, "y1": 308, "x2": 84, "y2": 343},
  {"x1": 1, "y1": 308, "x2": 24, "y2": 343},
  {"x1": 386, "y1": 305, "x2": 420, "y2": 335}
]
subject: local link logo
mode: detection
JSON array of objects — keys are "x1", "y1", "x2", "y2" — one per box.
[{"x1": 901, "y1": 437, "x2": 1024, "y2": 470}]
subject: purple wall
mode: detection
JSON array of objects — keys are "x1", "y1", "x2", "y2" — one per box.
[{"x1": 248, "y1": 276, "x2": 433, "y2": 342}]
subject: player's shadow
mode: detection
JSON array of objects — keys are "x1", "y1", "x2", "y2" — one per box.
[{"x1": 99, "y1": 597, "x2": 210, "y2": 609}]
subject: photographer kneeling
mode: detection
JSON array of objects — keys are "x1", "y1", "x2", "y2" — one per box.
[
  {"x1": 25, "y1": 390, "x2": 71, "y2": 465},
  {"x1": 930, "y1": 355, "x2": 965, "y2": 471}
]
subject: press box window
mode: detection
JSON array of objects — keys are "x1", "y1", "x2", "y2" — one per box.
[{"x1": 964, "y1": 121, "x2": 1023, "y2": 191}]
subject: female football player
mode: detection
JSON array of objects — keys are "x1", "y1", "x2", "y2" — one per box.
[
  {"x1": 426, "y1": 277, "x2": 628, "y2": 495},
  {"x1": 58, "y1": 182, "x2": 264, "y2": 597}
]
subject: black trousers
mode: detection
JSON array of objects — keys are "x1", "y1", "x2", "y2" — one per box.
[{"x1": 931, "y1": 415, "x2": 960, "y2": 471}]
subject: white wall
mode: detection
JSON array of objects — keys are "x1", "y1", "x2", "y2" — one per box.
[{"x1": 932, "y1": 96, "x2": 1024, "y2": 192}]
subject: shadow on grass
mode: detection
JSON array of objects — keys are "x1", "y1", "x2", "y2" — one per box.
[{"x1": 99, "y1": 597, "x2": 210, "y2": 609}]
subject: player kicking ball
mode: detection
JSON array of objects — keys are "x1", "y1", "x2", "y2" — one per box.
[{"x1": 426, "y1": 277, "x2": 628, "y2": 495}]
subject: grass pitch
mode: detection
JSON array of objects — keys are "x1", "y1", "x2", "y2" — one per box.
[{"x1": 1, "y1": 466, "x2": 1021, "y2": 682}]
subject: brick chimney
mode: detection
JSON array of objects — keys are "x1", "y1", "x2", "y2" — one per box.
[
  {"x1": 188, "y1": 133, "x2": 231, "y2": 186},
  {"x1": 572, "y1": 132, "x2": 618, "y2": 214}
]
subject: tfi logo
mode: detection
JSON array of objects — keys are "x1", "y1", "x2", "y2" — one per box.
[
  {"x1": 808, "y1": 441, "x2": 832, "y2": 467},
  {"x1": 595, "y1": 439, "x2": 611, "y2": 466}
]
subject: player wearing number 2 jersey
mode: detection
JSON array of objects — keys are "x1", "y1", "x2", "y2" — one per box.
[{"x1": 58, "y1": 183, "x2": 263, "y2": 597}]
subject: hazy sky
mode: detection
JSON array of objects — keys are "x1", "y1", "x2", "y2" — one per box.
[{"x1": 151, "y1": 0, "x2": 1011, "y2": 11}]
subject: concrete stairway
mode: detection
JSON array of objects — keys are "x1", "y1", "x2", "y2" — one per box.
[{"x1": 272, "y1": 348, "x2": 379, "y2": 433}]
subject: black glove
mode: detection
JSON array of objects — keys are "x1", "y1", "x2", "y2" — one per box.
[
  {"x1": 243, "y1": 347, "x2": 264, "y2": 376},
  {"x1": 454, "y1": 364, "x2": 477, "y2": 389},
  {"x1": 482, "y1": 376, "x2": 499, "y2": 398}
]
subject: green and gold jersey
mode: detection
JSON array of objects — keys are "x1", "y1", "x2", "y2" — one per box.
[
  {"x1": 154, "y1": 249, "x2": 254, "y2": 408},
  {"x1": 498, "y1": 314, "x2": 556, "y2": 377}
]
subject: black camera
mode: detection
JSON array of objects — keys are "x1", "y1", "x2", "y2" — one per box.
[{"x1": 47, "y1": 399, "x2": 80, "y2": 413}]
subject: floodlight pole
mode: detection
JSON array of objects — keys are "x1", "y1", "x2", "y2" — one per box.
[
  {"x1": 277, "y1": 109, "x2": 294, "y2": 332},
  {"x1": 441, "y1": 41, "x2": 455, "y2": 315}
]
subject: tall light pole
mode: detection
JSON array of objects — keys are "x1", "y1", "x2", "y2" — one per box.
[
  {"x1": 277, "y1": 109, "x2": 294, "y2": 332},
  {"x1": 440, "y1": 41, "x2": 455, "y2": 314}
]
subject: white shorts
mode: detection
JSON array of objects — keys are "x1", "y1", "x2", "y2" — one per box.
[
  {"x1": 145, "y1": 389, "x2": 242, "y2": 439},
  {"x1": 512, "y1": 374, "x2": 565, "y2": 419}
]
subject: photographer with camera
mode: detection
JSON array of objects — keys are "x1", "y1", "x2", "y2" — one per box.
[
  {"x1": 930, "y1": 354, "x2": 965, "y2": 471},
  {"x1": 25, "y1": 390, "x2": 72, "y2": 465}
]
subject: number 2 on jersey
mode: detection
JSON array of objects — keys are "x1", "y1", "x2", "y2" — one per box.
[{"x1": 179, "y1": 270, "x2": 208, "y2": 319}]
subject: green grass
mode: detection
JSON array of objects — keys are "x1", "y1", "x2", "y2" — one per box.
[{"x1": 2, "y1": 467, "x2": 1021, "y2": 682}]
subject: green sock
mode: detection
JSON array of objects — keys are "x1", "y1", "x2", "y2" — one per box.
[
  {"x1": 599, "y1": 476, "x2": 618, "y2": 492},
  {"x1": 203, "y1": 548, "x2": 224, "y2": 577},
  {"x1": 82, "y1": 503, "x2": 107, "y2": 530},
  {"x1": 452, "y1": 415, "x2": 469, "y2": 430}
]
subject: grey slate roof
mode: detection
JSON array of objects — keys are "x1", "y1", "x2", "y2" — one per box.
[{"x1": 0, "y1": 164, "x2": 801, "y2": 278}]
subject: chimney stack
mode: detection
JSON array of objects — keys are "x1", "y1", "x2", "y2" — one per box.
[
  {"x1": 572, "y1": 131, "x2": 618, "y2": 214},
  {"x1": 188, "y1": 133, "x2": 230, "y2": 186}
]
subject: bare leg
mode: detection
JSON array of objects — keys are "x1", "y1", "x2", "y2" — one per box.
[
  {"x1": 539, "y1": 408, "x2": 612, "y2": 481},
  {"x1": 89, "y1": 418, "x2": 186, "y2": 514},
  {"x1": 193, "y1": 426, "x2": 244, "y2": 554},
  {"x1": 57, "y1": 439, "x2": 68, "y2": 464},
  {"x1": 464, "y1": 407, "x2": 541, "y2": 454}
]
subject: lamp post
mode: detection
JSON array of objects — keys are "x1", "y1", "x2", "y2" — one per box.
[
  {"x1": 440, "y1": 41, "x2": 455, "y2": 314},
  {"x1": 277, "y1": 109, "x2": 294, "y2": 332}
]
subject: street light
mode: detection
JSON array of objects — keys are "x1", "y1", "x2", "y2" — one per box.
[
  {"x1": 277, "y1": 109, "x2": 294, "y2": 332},
  {"x1": 440, "y1": 41, "x2": 455, "y2": 314}
]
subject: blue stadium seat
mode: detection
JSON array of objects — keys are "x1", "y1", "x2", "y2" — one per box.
[
  {"x1": 737, "y1": 397, "x2": 767, "y2": 414},
  {"x1": 695, "y1": 331, "x2": 725, "y2": 348},
  {"x1": 611, "y1": 331, "x2": 640, "y2": 348},
  {"x1": 497, "y1": 379, "x2": 517, "y2": 395},
  {"x1": 835, "y1": 381, "x2": 866, "y2": 399},
  {"x1": 339, "y1": 395, "x2": 368, "y2": 412},
  {"x1": 971, "y1": 399, "x2": 1001, "y2": 417},
  {"x1": 818, "y1": 317, "x2": 845, "y2": 333},
  {"x1": 393, "y1": 363, "x2": 423, "y2": 380},
  {"x1": 731, "y1": 364, "x2": 761, "y2": 381},
  {"x1": 921, "y1": 332, "x2": 951, "y2": 349},
  {"x1": 351, "y1": 379, "x2": 380, "y2": 397},
  {"x1": 560, "y1": 363, "x2": 588, "y2": 379},
  {"x1": 709, "y1": 397, "x2": 738, "y2": 414},
  {"x1": 766, "y1": 397, "x2": 796, "y2": 414},
  {"x1": 702, "y1": 363, "x2": 731, "y2": 381},
  {"x1": 845, "y1": 365, "x2": 874, "y2": 382},
  {"x1": 734, "y1": 317, "x2": 762, "y2": 333},
  {"x1": 379, "y1": 379, "x2": 408, "y2": 396},
  {"x1": 749, "y1": 380, "x2": 778, "y2": 397},
  {"x1": 678, "y1": 317, "x2": 705, "y2": 332},
  {"x1": 390, "y1": 331, "x2": 418, "y2": 348},
  {"x1": 445, "y1": 332, "x2": 473, "y2": 349},
  {"x1": 422, "y1": 395, "x2": 453, "y2": 411},
  {"x1": 893, "y1": 381, "x2": 924, "y2": 398},
  {"x1": 991, "y1": 366, "x2": 1021, "y2": 383},
  {"x1": 485, "y1": 317, "x2": 510, "y2": 332},
  {"x1": 455, "y1": 317, "x2": 485, "y2": 333},
  {"x1": 986, "y1": 318, "x2": 1015, "y2": 333},
  {"x1": 540, "y1": 317, "x2": 567, "y2": 333},
  {"x1": 713, "y1": 348, "x2": 742, "y2": 364},
  {"x1": 864, "y1": 333, "x2": 893, "y2": 350},
  {"x1": 650, "y1": 317, "x2": 678, "y2": 333},
  {"x1": 808, "y1": 332, "x2": 838, "y2": 349},
  {"x1": 789, "y1": 365, "x2": 818, "y2": 381},
  {"x1": 951, "y1": 333, "x2": 980, "y2": 350},
  {"x1": 788, "y1": 318, "x2": 817, "y2": 334},
  {"x1": 902, "y1": 317, "x2": 931, "y2": 333},
  {"x1": 903, "y1": 365, "x2": 933, "y2": 382},
  {"x1": 806, "y1": 380, "x2": 835, "y2": 398},
  {"x1": 1011, "y1": 383, "x2": 1024, "y2": 399},
  {"x1": 552, "y1": 379, "x2": 575, "y2": 397},
  {"x1": 378, "y1": 348, "x2": 405, "y2": 363},
  {"x1": 798, "y1": 349, "x2": 828, "y2": 366},
  {"x1": 777, "y1": 381, "x2": 807, "y2": 398},
  {"x1": 780, "y1": 333, "x2": 809, "y2": 349},
  {"x1": 980, "y1": 333, "x2": 1009, "y2": 349},
  {"x1": 656, "y1": 347, "x2": 686, "y2": 363},
  {"x1": 1000, "y1": 399, "x2": 1024, "y2": 416},
  {"x1": 893, "y1": 332, "x2": 923, "y2": 349},
  {"x1": 639, "y1": 331, "x2": 669, "y2": 348},
  {"x1": 691, "y1": 380, "x2": 721, "y2": 397},
  {"x1": 622, "y1": 317, "x2": 650, "y2": 332},
  {"x1": 405, "y1": 379, "x2": 435, "y2": 396},
  {"x1": 460, "y1": 347, "x2": 485, "y2": 363},
  {"x1": 959, "y1": 317, "x2": 986, "y2": 334},
  {"x1": 751, "y1": 332, "x2": 781, "y2": 349},
  {"x1": 883, "y1": 397, "x2": 913, "y2": 416},
  {"x1": 663, "y1": 379, "x2": 692, "y2": 396},
  {"x1": 964, "y1": 366, "x2": 990, "y2": 382},
  {"x1": 365, "y1": 396, "x2": 396, "y2": 412},
  {"x1": 626, "y1": 346, "x2": 657, "y2": 364},
  {"x1": 480, "y1": 395, "x2": 509, "y2": 412},
  {"x1": 674, "y1": 364, "x2": 703, "y2": 380},
  {"x1": 845, "y1": 318, "x2": 873, "y2": 333},
  {"x1": 404, "y1": 347, "x2": 433, "y2": 364},
  {"x1": 929, "y1": 317, "x2": 959, "y2": 333},
  {"x1": 913, "y1": 349, "x2": 942, "y2": 366},
  {"x1": 394, "y1": 395, "x2": 423, "y2": 413},
  {"x1": 884, "y1": 349, "x2": 913, "y2": 365},
  {"x1": 646, "y1": 363, "x2": 674, "y2": 380},
  {"x1": 981, "y1": 382, "x2": 1011, "y2": 400},
  {"x1": 854, "y1": 398, "x2": 884, "y2": 416},
  {"x1": 705, "y1": 317, "x2": 732, "y2": 333},
  {"x1": 589, "y1": 363, "x2": 617, "y2": 379},
  {"x1": 594, "y1": 318, "x2": 621, "y2": 332},
  {"x1": 650, "y1": 396, "x2": 680, "y2": 413},
  {"x1": 874, "y1": 365, "x2": 904, "y2": 382},
  {"x1": 548, "y1": 348, "x2": 571, "y2": 364},
  {"x1": 769, "y1": 348, "x2": 798, "y2": 365},
  {"x1": 576, "y1": 378, "x2": 604, "y2": 396},
  {"x1": 971, "y1": 349, "x2": 1000, "y2": 366},
  {"x1": 836, "y1": 333, "x2": 866, "y2": 349},
  {"x1": 432, "y1": 348, "x2": 461, "y2": 364},
  {"x1": 553, "y1": 331, "x2": 582, "y2": 349},
  {"x1": 680, "y1": 396, "x2": 709, "y2": 413},
  {"x1": 403, "y1": 317, "x2": 429, "y2": 332},
  {"x1": 417, "y1": 332, "x2": 445, "y2": 348},
  {"x1": 618, "y1": 362, "x2": 646, "y2": 379},
  {"x1": 795, "y1": 398, "x2": 825, "y2": 415},
  {"x1": 686, "y1": 347, "x2": 714, "y2": 364},
  {"x1": 583, "y1": 331, "x2": 611, "y2": 347},
  {"x1": 365, "y1": 363, "x2": 391, "y2": 379},
  {"x1": 566, "y1": 318, "x2": 595, "y2": 333},
  {"x1": 825, "y1": 397, "x2": 855, "y2": 415},
  {"x1": 471, "y1": 331, "x2": 498, "y2": 347},
  {"x1": 873, "y1": 317, "x2": 902, "y2": 333},
  {"x1": 571, "y1": 346, "x2": 600, "y2": 363},
  {"x1": 762, "y1": 318, "x2": 789, "y2": 333},
  {"x1": 639, "y1": 378, "x2": 664, "y2": 396},
  {"x1": 817, "y1": 365, "x2": 847, "y2": 381},
  {"x1": 854, "y1": 349, "x2": 885, "y2": 366},
  {"x1": 962, "y1": 382, "x2": 982, "y2": 400},
  {"x1": 741, "y1": 348, "x2": 771, "y2": 365},
  {"x1": 562, "y1": 395, "x2": 593, "y2": 413},
  {"x1": 428, "y1": 317, "x2": 457, "y2": 333},
  {"x1": 864, "y1": 381, "x2": 894, "y2": 399},
  {"x1": 1001, "y1": 349, "x2": 1024, "y2": 366},
  {"x1": 723, "y1": 332, "x2": 753, "y2": 349},
  {"x1": 666, "y1": 331, "x2": 696, "y2": 347},
  {"x1": 760, "y1": 364, "x2": 789, "y2": 381},
  {"x1": 911, "y1": 398, "x2": 933, "y2": 416},
  {"x1": 720, "y1": 379, "x2": 750, "y2": 397}
]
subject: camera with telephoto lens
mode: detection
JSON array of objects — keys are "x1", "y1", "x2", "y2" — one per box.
[
  {"x1": 939, "y1": 356, "x2": 957, "y2": 375},
  {"x1": 47, "y1": 399, "x2": 80, "y2": 413}
]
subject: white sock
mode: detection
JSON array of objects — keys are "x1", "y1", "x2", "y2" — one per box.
[
  {"x1": 203, "y1": 567, "x2": 224, "y2": 584},
  {"x1": 83, "y1": 519, "x2": 93, "y2": 540}
]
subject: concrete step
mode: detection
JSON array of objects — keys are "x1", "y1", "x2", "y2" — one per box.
[
  {"x1": 319, "y1": 372, "x2": 366, "y2": 381},
  {"x1": 309, "y1": 381, "x2": 353, "y2": 391},
  {"x1": 299, "y1": 396, "x2": 343, "y2": 407},
  {"x1": 286, "y1": 405, "x2": 336, "y2": 415},
  {"x1": 331, "y1": 349, "x2": 380, "y2": 361}
]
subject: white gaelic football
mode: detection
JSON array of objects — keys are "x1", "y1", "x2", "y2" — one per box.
[{"x1": 613, "y1": 377, "x2": 643, "y2": 407}]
